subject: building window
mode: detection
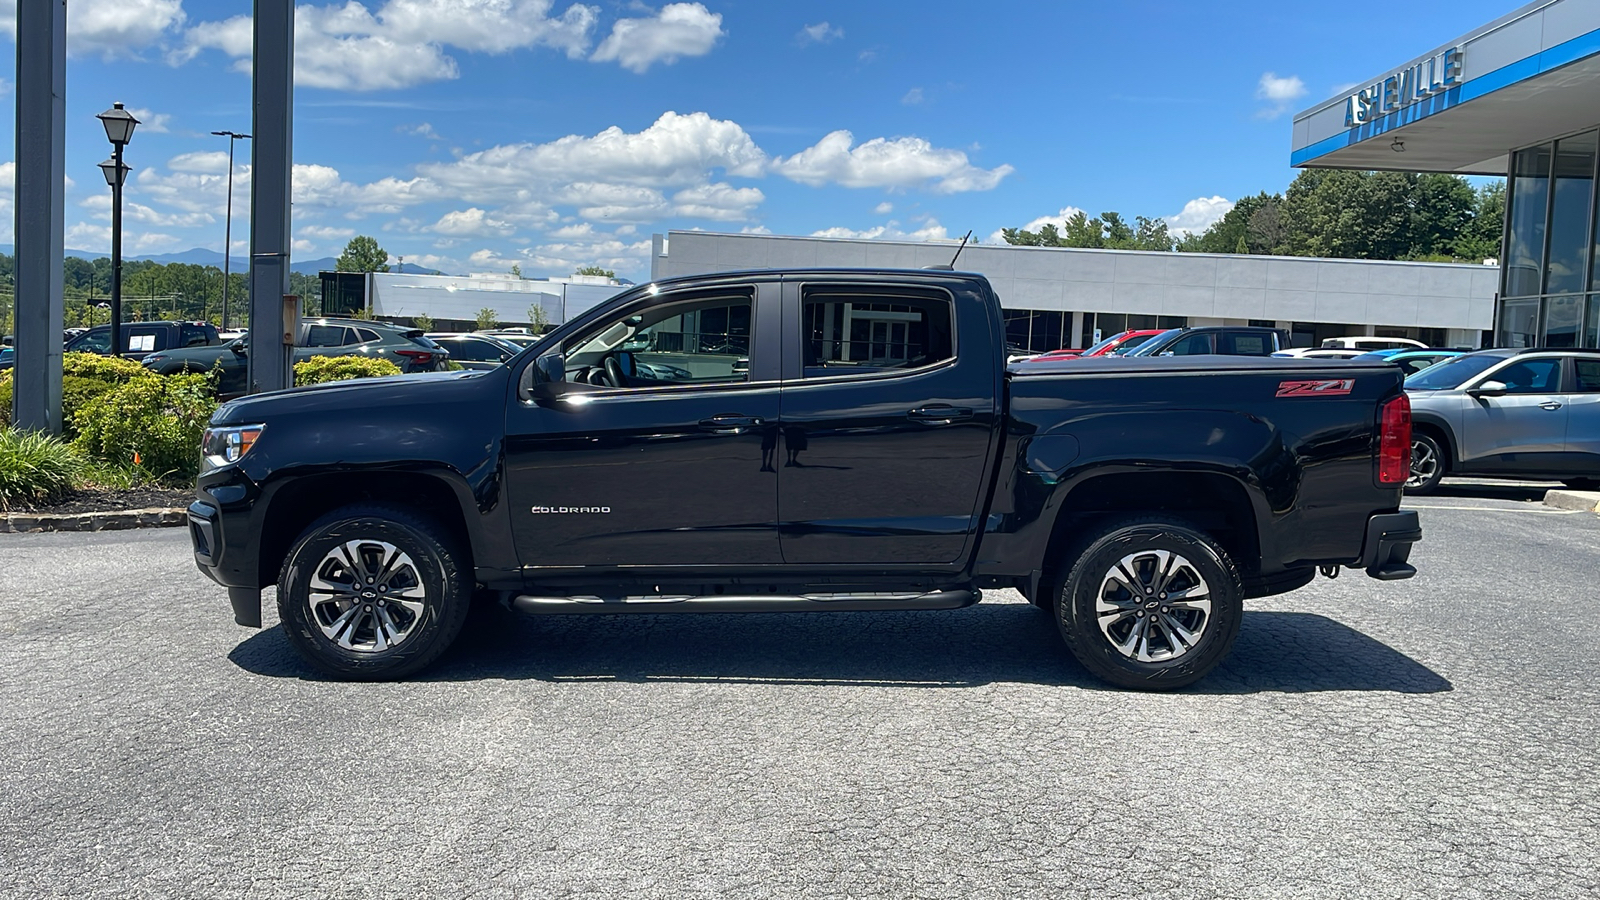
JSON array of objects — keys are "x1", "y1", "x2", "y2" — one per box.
[
  {"x1": 1505, "y1": 143, "x2": 1553, "y2": 299},
  {"x1": 1499, "y1": 298, "x2": 1540, "y2": 348},
  {"x1": 1545, "y1": 132, "x2": 1596, "y2": 296}
]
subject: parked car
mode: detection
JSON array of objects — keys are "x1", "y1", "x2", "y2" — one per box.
[
  {"x1": 1026, "y1": 347, "x2": 1089, "y2": 361},
  {"x1": 1077, "y1": 329, "x2": 1167, "y2": 358},
  {"x1": 1320, "y1": 336, "x2": 1427, "y2": 352},
  {"x1": 1272, "y1": 348, "x2": 1366, "y2": 360},
  {"x1": 0, "y1": 347, "x2": 11, "y2": 371},
  {"x1": 192, "y1": 267, "x2": 1418, "y2": 690},
  {"x1": 426, "y1": 332, "x2": 524, "y2": 370},
  {"x1": 480, "y1": 329, "x2": 543, "y2": 350},
  {"x1": 1403, "y1": 348, "x2": 1600, "y2": 493},
  {"x1": 143, "y1": 318, "x2": 449, "y2": 399},
  {"x1": 1351, "y1": 348, "x2": 1464, "y2": 376},
  {"x1": 1124, "y1": 326, "x2": 1288, "y2": 357},
  {"x1": 64, "y1": 321, "x2": 220, "y2": 361}
]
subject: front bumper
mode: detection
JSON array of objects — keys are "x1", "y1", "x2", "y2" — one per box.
[
  {"x1": 1358, "y1": 511, "x2": 1421, "y2": 580},
  {"x1": 188, "y1": 466, "x2": 268, "y2": 627}
]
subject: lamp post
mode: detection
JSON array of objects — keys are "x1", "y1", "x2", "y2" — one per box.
[
  {"x1": 211, "y1": 130, "x2": 251, "y2": 331},
  {"x1": 96, "y1": 102, "x2": 139, "y2": 356}
]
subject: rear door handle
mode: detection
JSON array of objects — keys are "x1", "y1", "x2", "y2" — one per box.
[
  {"x1": 908, "y1": 405, "x2": 974, "y2": 425},
  {"x1": 1540, "y1": 401, "x2": 1564, "y2": 410},
  {"x1": 698, "y1": 415, "x2": 764, "y2": 434}
]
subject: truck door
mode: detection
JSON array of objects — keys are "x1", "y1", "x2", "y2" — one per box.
[
  {"x1": 503, "y1": 281, "x2": 783, "y2": 568},
  {"x1": 776, "y1": 279, "x2": 999, "y2": 566}
]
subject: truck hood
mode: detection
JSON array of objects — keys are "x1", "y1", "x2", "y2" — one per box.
[{"x1": 211, "y1": 368, "x2": 503, "y2": 425}]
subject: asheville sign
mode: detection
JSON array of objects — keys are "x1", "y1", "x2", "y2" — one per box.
[{"x1": 1344, "y1": 46, "x2": 1463, "y2": 127}]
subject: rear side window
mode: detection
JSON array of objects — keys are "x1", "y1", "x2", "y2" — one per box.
[
  {"x1": 72, "y1": 330, "x2": 112, "y2": 353},
  {"x1": 1225, "y1": 333, "x2": 1270, "y2": 356},
  {"x1": 448, "y1": 339, "x2": 502, "y2": 362},
  {"x1": 1573, "y1": 359, "x2": 1600, "y2": 392},
  {"x1": 800, "y1": 291, "x2": 954, "y2": 377},
  {"x1": 356, "y1": 328, "x2": 383, "y2": 344},
  {"x1": 126, "y1": 327, "x2": 169, "y2": 353},
  {"x1": 179, "y1": 324, "x2": 211, "y2": 347},
  {"x1": 305, "y1": 324, "x2": 352, "y2": 347}
]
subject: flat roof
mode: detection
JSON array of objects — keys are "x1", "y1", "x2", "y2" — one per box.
[{"x1": 1291, "y1": 0, "x2": 1600, "y2": 173}]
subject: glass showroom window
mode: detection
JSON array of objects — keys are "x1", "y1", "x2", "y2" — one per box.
[
  {"x1": 1499, "y1": 298, "x2": 1540, "y2": 348},
  {"x1": 1504, "y1": 143, "x2": 1552, "y2": 299},
  {"x1": 1546, "y1": 131, "x2": 1596, "y2": 297}
]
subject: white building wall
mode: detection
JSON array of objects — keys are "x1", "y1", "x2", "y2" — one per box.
[
  {"x1": 366, "y1": 272, "x2": 625, "y2": 325},
  {"x1": 650, "y1": 232, "x2": 1498, "y2": 333}
]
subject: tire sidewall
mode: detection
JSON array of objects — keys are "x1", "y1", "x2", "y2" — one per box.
[
  {"x1": 1406, "y1": 432, "x2": 1446, "y2": 494},
  {"x1": 1057, "y1": 521, "x2": 1242, "y2": 690},
  {"x1": 278, "y1": 510, "x2": 467, "y2": 679}
]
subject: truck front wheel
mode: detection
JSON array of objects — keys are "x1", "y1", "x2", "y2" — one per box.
[
  {"x1": 1054, "y1": 517, "x2": 1243, "y2": 691},
  {"x1": 277, "y1": 503, "x2": 472, "y2": 680}
]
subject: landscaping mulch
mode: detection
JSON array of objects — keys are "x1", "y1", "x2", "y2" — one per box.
[{"x1": 10, "y1": 486, "x2": 193, "y2": 515}]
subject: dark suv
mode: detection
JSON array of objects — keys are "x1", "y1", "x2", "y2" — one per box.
[
  {"x1": 64, "y1": 321, "x2": 220, "y2": 361},
  {"x1": 1125, "y1": 326, "x2": 1289, "y2": 358},
  {"x1": 143, "y1": 318, "x2": 449, "y2": 398}
]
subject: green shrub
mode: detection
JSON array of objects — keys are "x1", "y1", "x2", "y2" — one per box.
[
  {"x1": 0, "y1": 428, "x2": 86, "y2": 511},
  {"x1": 72, "y1": 374, "x2": 216, "y2": 481},
  {"x1": 62, "y1": 352, "x2": 152, "y2": 384},
  {"x1": 0, "y1": 352, "x2": 154, "y2": 433},
  {"x1": 294, "y1": 355, "x2": 403, "y2": 386}
]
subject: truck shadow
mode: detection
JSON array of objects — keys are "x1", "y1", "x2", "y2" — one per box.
[{"x1": 229, "y1": 605, "x2": 1451, "y2": 695}]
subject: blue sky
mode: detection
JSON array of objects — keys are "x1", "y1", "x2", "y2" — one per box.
[{"x1": 0, "y1": 0, "x2": 1517, "y2": 280}]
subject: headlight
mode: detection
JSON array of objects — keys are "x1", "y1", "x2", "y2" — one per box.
[{"x1": 201, "y1": 424, "x2": 265, "y2": 472}]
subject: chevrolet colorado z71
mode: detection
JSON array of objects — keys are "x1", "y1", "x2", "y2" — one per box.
[{"x1": 188, "y1": 268, "x2": 1420, "y2": 690}]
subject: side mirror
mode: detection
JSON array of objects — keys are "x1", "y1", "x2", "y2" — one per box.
[
  {"x1": 230, "y1": 341, "x2": 247, "y2": 356},
  {"x1": 536, "y1": 352, "x2": 565, "y2": 384},
  {"x1": 1469, "y1": 380, "x2": 1508, "y2": 397}
]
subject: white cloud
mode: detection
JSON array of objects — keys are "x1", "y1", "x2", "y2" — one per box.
[
  {"x1": 1166, "y1": 195, "x2": 1233, "y2": 236},
  {"x1": 591, "y1": 2, "x2": 723, "y2": 73},
  {"x1": 420, "y1": 111, "x2": 766, "y2": 198},
  {"x1": 64, "y1": 220, "x2": 180, "y2": 254},
  {"x1": 812, "y1": 219, "x2": 951, "y2": 242},
  {"x1": 901, "y1": 87, "x2": 924, "y2": 105},
  {"x1": 671, "y1": 182, "x2": 764, "y2": 221},
  {"x1": 873, "y1": 201, "x2": 893, "y2": 215},
  {"x1": 0, "y1": 0, "x2": 188, "y2": 58},
  {"x1": 125, "y1": 108, "x2": 172, "y2": 134},
  {"x1": 300, "y1": 224, "x2": 357, "y2": 240},
  {"x1": 176, "y1": 0, "x2": 601, "y2": 91},
  {"x1": 773, "y1": 131, "x2": 1013, "y2": 193},
  {"x1": 430, "y1": 207, "x2": 515, "y2": 236},
  {"x1": 401, "y1": 122, "x2": 443, "y2": 140},
  {"x1": 168, "y1": 151, "x2": 231, "y2": 175},
  {"x1": 797, "y1": 22, "x2": 843, "y2": 45},
  {"x1": 1256, "y1": 72, "x2": 1307, "y2": 119}
]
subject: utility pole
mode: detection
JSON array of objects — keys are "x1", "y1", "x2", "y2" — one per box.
[
  {"x1": 12, "y1": 0, "x2": 66, "y2": 433},
  {"x1": 248, "y1": 0, "x2": 294, "y2": 393}
]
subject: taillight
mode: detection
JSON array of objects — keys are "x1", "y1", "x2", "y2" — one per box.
[
  {"x1": 1378, "y1": 393, "x2": 1412, "y2": 485},
  {"x1": 394, "y1": 349, "x2": 434, "y2": 367}
]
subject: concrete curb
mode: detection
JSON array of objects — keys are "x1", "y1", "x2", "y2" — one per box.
[
  {"x1": 1542, "y1": 490, "x2": 1600, "y2": 512},
  {"x1": 0, "y1": 507, "x2": 188, "y2": 534}
]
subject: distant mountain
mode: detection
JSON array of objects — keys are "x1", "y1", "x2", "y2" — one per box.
[{"x1": 0, "y1": 244, "x2": 446, "y2": 276}]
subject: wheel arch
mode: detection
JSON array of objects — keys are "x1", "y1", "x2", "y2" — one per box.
[
  {"x1": 1034, "y1": 469, "x2": 1262, "y2": 606},
  {"x1": 1409, "y1": 414, "x2": 1456, "y2": 472},
  {"x1": 257, "y1": 470, "x2": 479, "y2": 590}
]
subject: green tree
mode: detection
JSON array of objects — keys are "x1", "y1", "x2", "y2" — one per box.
[
  {"x1": 1453, "y1": 181, "x2": 1505, "y2": 262},
  {"x1": 528, "y1": 303, "x2": 550, "y2": 334},
  {"x1": 509, "y1": 263, "x2": 522, "y2": 278},
  {"x1": 336, "y1": 236, "x2": 390, "y2": 273},
  {"x1": 574, "y1": 265, "x2": 615, "y2": 278},
  {"x1": 475, "y1": 307, "x2": 498, "y2": 331},
  {"x1": 411, "y1": 313, "x2": 435, "y2": 332}
]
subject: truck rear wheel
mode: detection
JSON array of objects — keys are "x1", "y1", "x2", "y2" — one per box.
[
  {"x1": 277, "y1": 503, "x2": 471, "y2": 680},
  {"x1": 1054, "y1": 517, "x2": 1242, "y2": 691}
]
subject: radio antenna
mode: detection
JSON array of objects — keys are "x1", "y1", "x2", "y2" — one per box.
[{"x1": 948, "y1": 230, "x2": 973, "y2": 268}]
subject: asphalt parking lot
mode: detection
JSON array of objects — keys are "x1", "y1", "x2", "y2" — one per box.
[{"x1": 2, "y1": 480, "x2": 1597, "y2": 899}]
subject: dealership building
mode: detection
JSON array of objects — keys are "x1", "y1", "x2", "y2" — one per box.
[
  {"x1": 1292, "y1": 0, "x2": 1600, "y2": 348},
  {"x1": 649, "y1": 232, "x2": 1497, "y2": 352}
]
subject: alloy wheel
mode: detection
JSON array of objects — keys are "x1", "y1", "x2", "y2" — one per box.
[
  {"x1": 1407, "y1": 438, "x2": 1439, "y2": 489},
  {"x1": 307, "y1": 539, "x2": 428, "y2": 652},
  {"x1": 1095, "y1": 549, "x2": 1212, "y2": 662}
]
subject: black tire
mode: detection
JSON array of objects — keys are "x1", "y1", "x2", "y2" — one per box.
[
  {"x1": 1563, "y1": 478, "x2": 1600, "y2": 491},
  {"x1": 1406, "y1": 432, "x2": 1447, "y2": 495},
  {"x1": 1053, "y1": 516, "x2": 1243, "y2": 691},
  {"x1": 277, "y1": 503, "x2": 471, "y2": 680}
]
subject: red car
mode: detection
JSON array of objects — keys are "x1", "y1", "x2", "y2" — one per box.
[{"x1": 1021, "y1": 329, "x2": 1166, "y2": 361}]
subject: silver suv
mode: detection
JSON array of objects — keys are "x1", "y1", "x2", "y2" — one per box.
[{"x1": 1404, "y1": 348, "x2": 1600, "y2": 493}]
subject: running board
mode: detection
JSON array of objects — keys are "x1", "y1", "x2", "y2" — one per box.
[{"x1": 509, "y1": 589, "x2": 980, "y2": 615}]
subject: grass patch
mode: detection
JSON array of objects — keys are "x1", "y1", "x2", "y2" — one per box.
[{"x1": 0, "y1": 429, "x2": 87, "y2": 511}]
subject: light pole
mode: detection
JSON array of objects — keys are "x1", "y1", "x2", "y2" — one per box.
[
  {"x1": 96, "y1": 102, "x2": 139, "y2": 356},
  {"x1": 211, "y1": 130, "x2": 251, "y2": 331}
]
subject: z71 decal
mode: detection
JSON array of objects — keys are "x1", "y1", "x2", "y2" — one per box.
[{"x1": 1276, "y1": 379, "x2": 1355, "y2": 398}]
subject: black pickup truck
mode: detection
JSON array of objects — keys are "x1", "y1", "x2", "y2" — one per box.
[{"x1": 189, "y1": 268, "x2": 1420, "y2": 690}]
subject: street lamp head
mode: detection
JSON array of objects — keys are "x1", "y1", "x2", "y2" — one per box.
[
  {"x1": 98, "y1": 157, "x2": 131, "y2": 187},
  {"x1": 97, "y1": 102, "x2": 140, "y2": 146}
]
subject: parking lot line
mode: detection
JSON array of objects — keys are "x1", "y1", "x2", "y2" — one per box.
[{"x1": 1403, "y1": 504, "x2": 1582, "y2": 514}]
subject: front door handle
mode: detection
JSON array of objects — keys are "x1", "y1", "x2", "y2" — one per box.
[
  {"x1": 1540, "y1": 401, "x2": 1564, "y2": 410},
  {"x1": 698, "y1": 415, "x2": 764, "y2": 435},
  {"x1": 908, "y1": 405, "x2": 974, "y2": 425}
]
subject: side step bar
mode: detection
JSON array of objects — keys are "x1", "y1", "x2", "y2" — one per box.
[{"x1": 510, "y1": 589, "x2": 980, "y2": 615}]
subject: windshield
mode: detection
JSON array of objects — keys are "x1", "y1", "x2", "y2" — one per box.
[
  {"x1": 1124, "y1": 330, "x2": 1182, "y2": 357},
  {"x1": 1110, "y1": 332, "x2": 1160, "y2": 355},
  {"x1": 1081, "y1": 333, "x2": 1125, "y2": 356},
  {"x1": 1404, "y1": 353, "x2": 1504, "y2": 390}
]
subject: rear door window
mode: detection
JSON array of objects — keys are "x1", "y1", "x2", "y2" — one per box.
[
  {"x1": 125, "y1": 327, "x2": 168, "y2": 353},
  {"x1": 304, "y1": 324, "x2": 353, "y2": 347},
  {"x1": 1163, "y1": 332, "x2": 1215, "y2": 355},
  {"x1": 448, "y1": 339, "x2": 502, "y2": 362},
  {"x1": 1224, "y1": 332, "x2": 1270, "y2": 356},
  {"x1": 1572, "y1": 358, "x2": 1600, "y2": 391},
  {"x1": 800, "y1": 291, "x2": 954, "y2": 377},
  {"x1": 179, "y1": 324, "x2": 211, "y2": 347}
]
